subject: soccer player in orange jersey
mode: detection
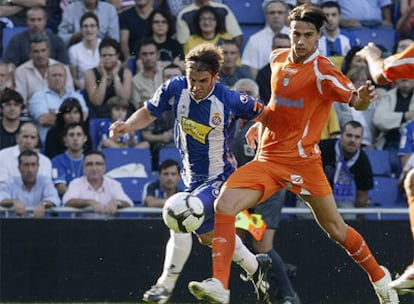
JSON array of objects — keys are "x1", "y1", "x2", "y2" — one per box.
[
  {"x1": 188, "y1": 4, "x2": 399, "y2": 304},
  {"x1": 359, "y1": 41, "x2": 414, "y2": 294}
]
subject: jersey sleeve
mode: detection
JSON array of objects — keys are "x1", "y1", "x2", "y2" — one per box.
[
  {"x1": 146, "y1": 77, "x2": 181, "y2": 118},
  {"x1": 382, "y1": 44, "x2": 414, "y2": 82},
  {"x1": 223, "y1": 86, "x2": 265, "y2": 121}
]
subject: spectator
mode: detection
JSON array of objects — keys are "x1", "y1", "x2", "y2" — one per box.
[
  {"x1": 14, "y1": 33, "x2": 74, "y2": 110},
  {"x1": 140, "y1": 63, "x2": 184, "y2": 170},
  {"x1": 0, "y1": 150, "x2": 60, "y2": 218},
  {"x1": 242, "y1": 0, "x2": 289, "y2": 79},
  {"x1": 218, "y1": 39, "x2": 251, "y2": 88},
  {"x1": 162, "y1": 62, "x2": 183, "y2": 81},
  {"x1": 176, "y1": 0, "x2": 242, "y2": 48},
  {"x1": 0, "y1": 122, "x2": 52, "y2": 184},
  {"x1": 62, "y1": 150, "x2": 133, "y2": 218},
  {"x1": 142, "y1": 159, "x2": 182, "y2": 208},
  {"x1": 146, "y1": 9, "x2": 184, "y2": 65},
  {"x1": 0, "y1": 88, "x2": 24, "y2": 150},
  {"x1": 256, "y1": 33, "x2": 290, "y2": 104},
  {"x1": 324, "y1": 0, "x2": 393, "y2": 29},
  {"x1": 3, "y1": 6, "x2": 69, "y2": 68},
  {"x1": 0, "y1": 61, "x2": 14, "y2": 96},
  {"x1": 84, "y1": 37, "x2": 132, "y2": 119},
  {"x1": 183, "y1": 5, "x2": 232, "y2": 55},
  {"x1": 318, "y1": 1, "x2": 357, "y2": 57},
  {"x1": 107, "y1": 0, "x2": 135, "y2": 13},
  {"x1": 58, "y1": 0, "x2": 119, "y2": 47},
  {"x1": 319, "y1": 120, "x2": 373, "y2": 220},
  {"x1": 396, "y1": 0, "x2": 414, "y2": 36},
  {"x1": 119, "y1": 0, "x2": 154, "y2": 61},
  {"x1": 0, "y1": 0, "x2": 46, "y2": 27},
  {"x1": 373, "y1": 79, "x2": 414, "y2": 176},
  {"x1": 132, "y1": 38, "x2": 164, "y2": 110},
  {"x1": 346, "y1": 66, "x2": 379, "y2": 148},
  {"x1": 97, "y1": 96, "x2": 149, "y2": 149},
  {"x1": 341, "y1": 45, "x2": 368, "y2": 74},
  {"x1": 68, "y1": 12, "x2": 101, "y2": 90},
  {"x1": 30, "y1": 63, "x2": 88, "y2": 145},
  {"x1": 52, "y1": 122, "x2": 88, "y2": 197},
  {"x1": 44, "y1": 97, "x2": 91, "y2": 159},
  {"x1": 321, "y1": 105, "x2": 341, "y2": 140},
  {"x1": 394, "y1": 35, "x2": 414, "y2": 55}
]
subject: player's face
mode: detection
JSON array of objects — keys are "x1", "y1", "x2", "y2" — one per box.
[
  {"x1": 322, "y1": 7, "x2": 340, "y2": 32},
  {"x1": 187, "y1": 70, "x2": 218, "y2": 100},
  {"x1": 341, "y1": 125, "x2": 363, "y2": 154},
  {"x1": 64, "y1": 126, "x2": 87, "y2": 152},
  {"x1": 290, "y1": 20, "x2": 321, "y2": 64},
  {"x1": 159, "y1": 166, "x2": 181, "y2": 191}
]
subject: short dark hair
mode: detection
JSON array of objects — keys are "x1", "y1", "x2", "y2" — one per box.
[
  {"x1": 147, "y1": 9, "x2": 175, "y2": 38},
  {"x1": 63, "y1": 122, "x2": 87, "y2": 137},
  {"x1": 194, "y1": 6, "x2": 225, "y2": 36},
  {"x1": 320, "y1": 1, "x2": 341, "y2": 14},
  {"x1": 342, "y1": 120, "x2": 363, "y2": 134},
  {"x1": 99, "y1": 37, "x2": 121, "y2": 55},
  {"x1": 288, "y1": 4, "x2": 327, "y2": 32},
  {"x1": 159, "y1": 159, "x2": 180, "y2": 172},
  {"x1": 137, "y1": 37, "x2": 158, "y2": 55},
  {"x1": 185, "y1": 43, "x2": 223, "y2": 75},
  {"x1": 80, "y1": 11, "x2": 99, "y2": 29},
  {"x1": 0, "y1": 88, "x2": 24, "y2": 105},
  {"x1": 29, "y1": 32, "x2": 50, "y2": 48},
  {"x1": 18, "y1": 150, "x2": 39, "y2": 166},
  {"x1": 84, "y1": 150, "x2": 106, "y2": 161}
]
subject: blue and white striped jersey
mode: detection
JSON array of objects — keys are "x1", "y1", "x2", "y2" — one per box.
[{"x1": 146, "y1": 76, "x2": 264, "y2": 190}]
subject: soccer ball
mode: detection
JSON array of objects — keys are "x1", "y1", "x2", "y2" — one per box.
[{"x1": 162, "y1": 192, "x2": 205, "y2": 233}]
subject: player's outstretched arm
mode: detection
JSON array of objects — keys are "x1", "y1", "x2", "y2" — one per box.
[
  {"x1": 357, "y1": 43, "x2": 389, "y2": 85},
  {"x1": 109, "y1": 107, "x2": 156, "y2": 140},
  {"x1": 349, "y1": 80, "x2": 377, "y2": 111}
]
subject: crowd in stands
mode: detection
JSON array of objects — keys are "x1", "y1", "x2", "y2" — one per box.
[{"x1": 0, "y1": 0, "x2": 413, "y2": 218}]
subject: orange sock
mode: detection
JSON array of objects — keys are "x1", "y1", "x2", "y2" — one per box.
[
  {"x1": 408, "y1": 197, "x2": 414, "y2": 267},
  {"x1": 213, "y1": 212, "x2": 235, "y2": 289},
  {"x1": 341, "y1": 226, "x2": 384, "y2": 282}
]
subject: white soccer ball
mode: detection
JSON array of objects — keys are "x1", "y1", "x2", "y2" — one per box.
[{"x1": 162, "y1": 192, "x2": 205, "y2": 233}]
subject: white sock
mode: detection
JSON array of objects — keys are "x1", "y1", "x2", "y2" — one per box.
[
  {"x1": 156, "y1": 230, "x2": 193, "y2": 291},
  {"x1": 232, "y1": 234, "x2": 258, "y2": 275}
]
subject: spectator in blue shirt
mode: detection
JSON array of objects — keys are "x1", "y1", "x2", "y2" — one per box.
[
  {"x1": 51, "y1": 122, "x2": 88, "y2": 197},
  {"x1": 0, "y1": 150, "x2": 60, "y2": 217}
]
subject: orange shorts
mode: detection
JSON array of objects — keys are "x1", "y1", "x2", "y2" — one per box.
[{"x1": 225, "y1": 157, "x2": 332, "y2": 203}]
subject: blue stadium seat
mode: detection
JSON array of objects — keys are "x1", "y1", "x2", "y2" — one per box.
[
  {"x1": 344, "y1": 27, "x2": 396, "y2": 53},
  {"x1": 366, "y1": 176, "x2": 408, "y2": 220},
  {"x1": 88, "y1": 118, "x2": 111, "y2": 150},
  {"x1": 102, "y1": 148, "x2": 153, "y2": 177},
  {"x1": 1, "y1": 26, "x2": 27, "y2": 56},
  {"x1": 116, "y1": 176, "x2": 156, "y2": 205},
  {"x1": 364, "y1": 149, "x2": 392, "y2": 177},
  {"x1": 222, "y1": 0, "x2": 266, "y2": 25},
  {"x1": 159, "y1": 146, "x2": 182, "y2": 168}
]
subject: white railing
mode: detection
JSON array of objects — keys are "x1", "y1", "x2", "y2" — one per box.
[{"x1": 0, "y1": 206, "x2": 408, "y2": 220}]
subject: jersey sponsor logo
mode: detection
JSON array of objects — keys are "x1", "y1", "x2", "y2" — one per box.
[
  {"x1": 181, "y1": 116, "x2": 213, "y2": 144},
  {"x1": 276, "y1": 95, "x2": 304, "y2": 108},
  {"x1": 211, "y1": 113, "x2": 222, "y2": 126},
  {"x1": 240, "y1": 94, "x2": 249, "y2": 104},
  {"x1": 290, "y1": 174, "x2": 304, "y2": 184}
]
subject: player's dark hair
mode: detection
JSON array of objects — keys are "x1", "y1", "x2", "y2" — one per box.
[
  {"x1": 288, "y1": 4, "x2": 327, "y2": 32},
  {"x1": 185, "y1": 43, "x2": 224, "y2": 75}
]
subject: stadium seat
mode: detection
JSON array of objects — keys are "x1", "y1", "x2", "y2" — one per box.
[
  {"x1": 159, "y1": 146, "x2": 182, "y2": 168},
  {"x1": 222, "y1": 0, "x2": 266, "y2": 25},
  {"x1": 364, "y1": 149, "x2": 392, "y2": 177},
  {"x1": 366, "y1": 176, "x2": 408, "y2": 220},
  {"x1": 102, "y1": 148, "x2": 153, "y2": 178},
  {"x1": 344, "y1": 27, "x2": 396, "y2": 53},
  {"x1": 116, "y1": 176, "x2": 156, "y2": 205},
  {"x1": 88, "y1": 118, "x2": 111, "y2": 150},
  {"x1": 1, "y1": 26, "x2": 27, "y2": 56}
]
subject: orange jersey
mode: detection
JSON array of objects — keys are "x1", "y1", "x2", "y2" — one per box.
[
  {"x1": 258, "y1": 49, "x2": 355, "y2": 160},
  {"x1": 383, "y1": 43, "x2": 414, "y2": 82}
]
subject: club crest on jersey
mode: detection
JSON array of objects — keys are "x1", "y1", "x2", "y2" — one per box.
[
  {"x1": 181, "y1": 116, "x2": 213, "y2": 144},
  {"x1": 240, "y1": 94, "x2": 249, "y2": 104},
  {"x1": 290, "y1": 174, "x2": 304, "y2": 184},
  {"x1": 211, "y1": 113, "x2": 222, "y2": 126},
  {"x1": 283, "y1": 76, "x2": 290, "y2": 86}
]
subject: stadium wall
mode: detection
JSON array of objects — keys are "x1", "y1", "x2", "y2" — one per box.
[{"x1": 0, "y1": 218, "x2": 412, "y2": 304}]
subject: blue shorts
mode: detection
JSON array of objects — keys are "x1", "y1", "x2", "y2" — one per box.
[{"x1": 192, "y1": 177, "x2": 226, "y2": 235}]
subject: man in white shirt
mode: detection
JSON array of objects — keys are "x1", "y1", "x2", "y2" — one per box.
[
  {"x1": 0, "y1": 122, "x2": 52, "y2": 184},
  {"x1": 241, "y1": 0, "x2": 289, "y2": 79}
]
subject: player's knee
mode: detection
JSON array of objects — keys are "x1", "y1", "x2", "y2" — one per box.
[
  {"x1": 404, "y1": 169, "x2": 414, "y2": 197},
  {"x1": 325, "y1": 222, "x2": 347, "y2": 243}
]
